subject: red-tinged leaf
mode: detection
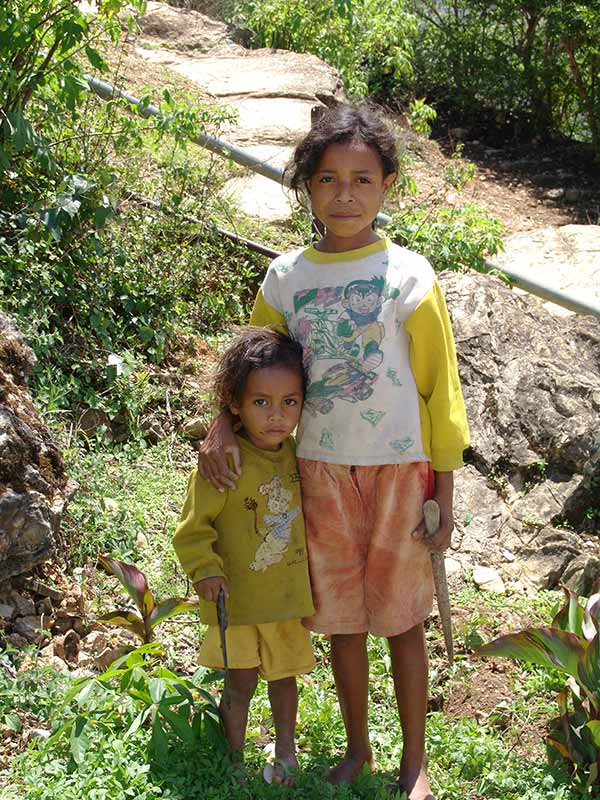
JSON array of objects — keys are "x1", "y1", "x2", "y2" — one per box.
[
  {"x1": 553, "y1": 585, "x2": 584, "y2": 635},
  {"x1": 556, "y1": 688, "x2": 576, "y2": 764},
  {"x1": 148, "y1": 598, "x2": 201, "y2": 630},
  {"x1": 583, "y1": 593, "x2": 600, "y2": 641},
  {"x1": 577, "y1": 632, "x2": 600, "y2": 711},
  {"x1": 97, "y1": 610, "x2": 146, "y2": 641},
  {"x1": 547, "y1": 736, "x2": 571, "y2": 761},
  {"x1": 98, "y1": 555, "x2": 155, "y2": 615},
  {"x1": 474, "y1": 626, "x2": 585, "y2": 678}
]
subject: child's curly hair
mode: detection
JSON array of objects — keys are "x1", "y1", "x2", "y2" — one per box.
[
  {"x1": 212, "y1": 327, "x2": 305, "y2": 411},
  {"x1": 286, "y1": 101, "x2": 398, "y2": 201}
]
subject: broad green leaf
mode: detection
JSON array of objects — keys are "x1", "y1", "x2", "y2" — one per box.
[
  {"x1": 85, "y1": 45, "x2": 108, "y2": 72},
  {"x1": 56, "y1": 195, "x2": 81, "y2": 218},
  {"x1": 151, "y1": 714, "x2": 168, "y2": 761},
  {"x1": 93, "y1": 205, "x2": 114, "y2": 229},
  {"x1": 149, "y1": 678, "x2": 167, "y2": 705},
  {"x1": 70, "y1": 716, "x2": 90, "y2": 765},
  {"x1": 474, "y1": 626, "x2": 585, "y2": 678},
  {"x1": 553, "y1": 585, "x2": 584, "y2": 635},
  {"x1": 160, "y1": 706, "x2": 194, "y2": 745},
  {"x1": 42, "y1": 208, "x2": 62, "y2": 241},
  {"x1": 125, "y1": 707, "x2": 152, "y2": 738},
  {"x1": 4, "y1": 713, "x2": 22, "y2": 732},
  {"x1": 148, "y1": 598, "x2": 201, "y2": 630},
  {"x1": 587, "y1": 721, "x2": 600, "y2": 747},
  {"x1": 97, "y1": 555, "x2": 155, "y2": 616},
  {"x1": 96, "y1": 609, "x2": 146, "y2": 641}
]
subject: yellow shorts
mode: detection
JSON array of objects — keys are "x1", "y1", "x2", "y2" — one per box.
[{"x1": 198, "y1": 618, "x2": 315, "y2": 682}]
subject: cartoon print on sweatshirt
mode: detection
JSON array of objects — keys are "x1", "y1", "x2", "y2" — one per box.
[
  {"x1": 293, "y1": 277, "x2": 398, "y2": 415},
  {"x1": 247, "y1": 475, "x2": 301, "y2": 572}
]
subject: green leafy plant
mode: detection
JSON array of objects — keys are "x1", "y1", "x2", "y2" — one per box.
[
  {"x1": 55, "y1": 643, "x2": 224, "y2": 764},
  {"x1": 408, "y1": 97, "x2": 437, "y2": 136},
  {"x1": 388, "y1": 202, "x2": 504, "y2": 273},
  {"x1": 229, "y1": 0, "x2": 416, "y2": 97},
  {"x1": 444, "y1": 144, "x2": 477, "y2": 190},
  {"x1": 474, "y1": 581, "x2": 600, "y2": 791},
  {"x1": 97, "y1": 555, "x2": 200, "y2": 643}
]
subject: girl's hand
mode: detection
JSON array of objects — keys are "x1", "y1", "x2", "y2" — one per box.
[
  {"x1": 193, "y1": 576, "x2": 229, "y2": 603},
  {"x1": 197, "y1": 410, "x2": 242, "y2": 492},
  {"x1": 412, "y1": 470, "x2": 454, "y2": 551}
]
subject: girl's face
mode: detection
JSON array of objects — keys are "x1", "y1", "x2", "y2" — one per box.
[
  {"x1": 230, "y1": 366, "x2": 304, "y2": 451},
  {"x1": 308, "y1": 139, "x2": 396, "y2": 253}
]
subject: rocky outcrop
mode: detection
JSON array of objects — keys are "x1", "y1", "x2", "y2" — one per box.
[
  {"x1": 0, "y1": 314, "x2": 73, "y2": 582},
  {"x1": 442, "y1": 272, "x2": 600, "y2": 594}
]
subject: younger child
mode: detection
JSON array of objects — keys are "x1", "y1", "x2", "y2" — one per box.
[
  {"x1": 199, "y1": 102, "x2": 469, "y2": 800},
  {"x1": 173, "y1": 328, "x2": 315, "y2": 785}
]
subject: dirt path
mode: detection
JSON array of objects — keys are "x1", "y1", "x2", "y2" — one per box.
[{"x1": 399, "y1": 128, "x2": 599, "y2": 236}]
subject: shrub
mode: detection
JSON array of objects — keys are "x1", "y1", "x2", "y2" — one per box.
[
  {"x1": 388, "y1": 202, "x2": 504, "y2": 273},
  {"x1": 229, "y1": 0, "x2": 416, "y2": 98}
]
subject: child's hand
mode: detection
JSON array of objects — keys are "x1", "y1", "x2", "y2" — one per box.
[
  {"x1": 198, "y1": 410, "x2": 242, "y2": 492},
  {"x1": 194, "y1": 576, "x2": 229, "y2": 603},
  {"x1": 412, "y1": 470, "x2": 454, "y2": 551}
]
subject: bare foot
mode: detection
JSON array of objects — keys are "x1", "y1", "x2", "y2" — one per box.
[
  {"x1": 271, "y1": 754, "x2": 298, "y2": 787},
  {"x1": 396, "y1": 763, "x2": 434, "y2": 800},
  {"x1": 325, "y1": 750, "x2": 374, "y2": 785},
  {"x1": 230, "y1": 758, "x2": 247, "y2": 786}
]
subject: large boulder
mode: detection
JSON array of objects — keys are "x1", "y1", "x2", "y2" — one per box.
[
  {"x1": 0, "y1": 314, "x2": 72, "y2": 581},
  {"x1": 441, "y1": 271, "x2": 600, "y2": 593}
]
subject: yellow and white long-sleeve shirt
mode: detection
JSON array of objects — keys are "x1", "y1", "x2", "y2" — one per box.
[
  {"x1": 173, "y1": 435, "x2": 314, "y2": 627},
  {"x1": 251, "y1": 237, "x2": 469, "y2": 471}
]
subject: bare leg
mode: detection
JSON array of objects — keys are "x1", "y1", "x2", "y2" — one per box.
[
  {"x1": 268, "y1": 676, "x2": 299, "y2": 786},
  {"x1": 388, "y1": 623, "x2": 434, "y2": 800},
  {"x1": 219, "y1": 667, "x2": 258, "y2": 775},
  {"x1": 326, "y1": 632, "x2": 374, "y2": 784}
]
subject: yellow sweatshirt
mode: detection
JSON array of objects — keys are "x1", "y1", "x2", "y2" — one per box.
[{"x1": 173, "y1": 435, "x2": 314, "y2": 626}]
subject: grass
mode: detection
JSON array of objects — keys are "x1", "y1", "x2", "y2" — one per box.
[{"x1": 0, "y1": 435, "x2": 586, "y2": 800}]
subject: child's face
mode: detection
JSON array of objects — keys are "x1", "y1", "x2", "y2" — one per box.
[
  {"x1": 230, "y1": 366, "x2": 304, "y2": 451},
  {"x1": 308, "y1": 139, "x2": 395, "y2": 252}
]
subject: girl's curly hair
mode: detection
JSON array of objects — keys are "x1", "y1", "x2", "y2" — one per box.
[
  {"x1": 286, "y1": 101, "x2": 398, "y2": 200},
  {"x1": 212, "y1": 327, "x2": 305, "y2": 411}
]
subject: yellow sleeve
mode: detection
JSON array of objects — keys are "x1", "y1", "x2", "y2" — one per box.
[
  {"x1": 172, "y1": 469, "x2": 227, "y2": 583},
  {"x1": 405, "y1": 282, "x2": 470, "y2": 471},
  {"x1": 250, "y1": 287, "x2": 289, "y2": 333}
]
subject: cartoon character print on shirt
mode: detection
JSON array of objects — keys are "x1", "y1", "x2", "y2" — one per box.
[
  {"x1": 293, "y1": 277, "x2": 398, "y2": 416},
  {"x1": 247, "y1": 475, "x2": 301, "y2": 572},
  {"x1": 336, "y1": 276, "x2": 385, "y2": 369}
]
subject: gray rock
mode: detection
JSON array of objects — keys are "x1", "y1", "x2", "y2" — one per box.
[
  {"x1": 442, "y1": 271, "x2": 599, "y2": 591},
  {"x1": 510, "y1": 476, "x2": 581, "y2": 527},
  {"x1": 562, "y1": 555, "x2": 600, "y2": 595},
  {"x1": 0, "y1": 313, "x2": 70, "y2": 581},
  {"x1": 9, "y1": 590, "x2": 36, "y2": 617},
  {"x1": 444, "y1": 271, "x2": 600, "y2": 481}
]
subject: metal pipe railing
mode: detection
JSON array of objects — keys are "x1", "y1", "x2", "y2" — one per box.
[{"x1": 86, "y1": 75, "x2": 600, "y2": 318}]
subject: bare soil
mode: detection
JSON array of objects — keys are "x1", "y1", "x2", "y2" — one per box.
[{"x1": 399, "y1": 125, "x2": 600, "y2": 236}]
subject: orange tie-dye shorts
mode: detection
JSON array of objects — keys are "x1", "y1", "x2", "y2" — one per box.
[{"x1": 298, "y1": 459, "x2": 435, "y2": 638}]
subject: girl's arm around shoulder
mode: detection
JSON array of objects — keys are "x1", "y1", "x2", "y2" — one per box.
[
  {"x1": 172, "y1": 468, "x2": 228, "y2": 585},
  {"x1": 405, "y1": 280, "x2": 470, "y2": 472}
]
